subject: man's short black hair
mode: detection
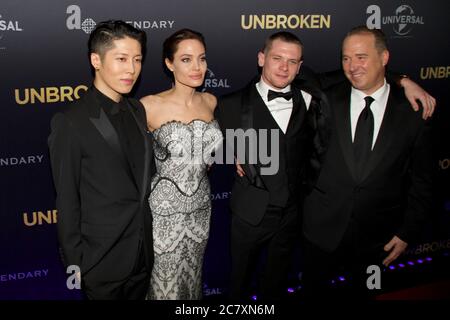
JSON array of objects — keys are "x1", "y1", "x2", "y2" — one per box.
[{"x1": 88, "y1": 20, "x2": 147, "y2": 59}]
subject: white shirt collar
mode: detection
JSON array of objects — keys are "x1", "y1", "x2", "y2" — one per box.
[{"x1": 351, "y1": 79, "x2": 389, "y2": 104}]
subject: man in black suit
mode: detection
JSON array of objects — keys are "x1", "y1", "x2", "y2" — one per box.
[
  {"x1": 48, "y1": 20, "x2": 154, "y2": 300},
  {"x1": 216, "y1": 32, "x2": 330, "y2": 300},
  {"x1": 302, "y1": 26, "x2": 433, "y2": 298}
]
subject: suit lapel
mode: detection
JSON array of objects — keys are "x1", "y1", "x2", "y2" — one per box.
[
  {"x1": 240, "y1": 84, "x2": 267, "y2": 189},
  {"x1": 88, "y1": 102, "x2": 130, "y2": 172},
  {"x1": 333, "y1": 84, "x2": 358, "y2": 181}
]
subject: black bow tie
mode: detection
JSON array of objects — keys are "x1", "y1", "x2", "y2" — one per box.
[{"x1": 267, "y1": 90, "x2": 293, "y2": 101}]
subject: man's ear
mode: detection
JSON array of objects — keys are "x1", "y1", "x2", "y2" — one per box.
[
  {"x1": 257, "y1": 51, "x2": 265, "y2": 68},
  {"x1": 297, "y1": 60, "x2": 303, "y2": 74},
  {"x1": 382, "y1": 50, "x2": 389, "y2": 67},
  {"x1": 90, "y1": 53, "x2": 101, "y2": 70}
]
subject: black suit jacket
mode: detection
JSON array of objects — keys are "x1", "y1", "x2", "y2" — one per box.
[
  {"x1": 303, "y1": 81, "x2": 432, "y2": 252},
  {"x1": 48, "y1": 87, "x2": 154, "y2": 282},
  {"x1": 216, "y1": 78, "x2": 328, "y2": 225}
]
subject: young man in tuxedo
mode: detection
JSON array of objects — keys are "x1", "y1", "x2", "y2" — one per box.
[
  {"x1": 48, "y1": 20, "x2": 154, "y2": 299},
  {"x1": 301, "y1": 26, "x2": 433, "y2": 299},
  {"x1": 217, "y1": 32, "x2": 329, "y2": 300}
]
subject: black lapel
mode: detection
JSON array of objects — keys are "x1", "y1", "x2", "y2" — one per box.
[
  {"x1": 359, "y1": 87, "x2": 401, "y2": 182},
  {"x1": 89, "y1": 104, "x2": 130, "y2": 174},
  {"x1": 126, "y1": 98, "x2": 154, "y2": 199},
  {"x1": 241, "y1": 83, "x2": 267, "y2": 189},
  {"x1": 332, "y1": 83, "x2": 358, "y2": 182}
]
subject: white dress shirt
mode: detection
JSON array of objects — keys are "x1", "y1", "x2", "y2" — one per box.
[
  {"x1": 256, "y1": 78, "x2": 312, "y2": 133},
  {"x1": 350, "y1": 79, "x2": 390, "y2": 149}
]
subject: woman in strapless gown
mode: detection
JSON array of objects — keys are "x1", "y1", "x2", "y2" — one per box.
[{"x1": 140, "y1": 29, "x2": 223, "y2": 300}]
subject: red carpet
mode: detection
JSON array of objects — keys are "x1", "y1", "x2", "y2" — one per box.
[{"x1": 375, "y1": 279, "x2": 450, "y2": 300}]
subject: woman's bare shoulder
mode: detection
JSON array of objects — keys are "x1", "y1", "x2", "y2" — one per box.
[
  {"x1": 140, "y1": 93, "x2": 164, "y2": 106},
  {"x1": 141, "y1": 90, "x2": 173, "y2": 111}
]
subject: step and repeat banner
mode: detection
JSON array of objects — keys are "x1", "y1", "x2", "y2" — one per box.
[{"x1": 1, "y1": 0, "x2": 449, "y2": 299}]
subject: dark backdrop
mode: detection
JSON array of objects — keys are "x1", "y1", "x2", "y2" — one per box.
[{"x1": 1, "y1": 0, "x2": 449, "y2": 299}]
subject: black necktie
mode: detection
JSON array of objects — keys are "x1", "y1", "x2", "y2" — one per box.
[
  {"x1": 353, "y1": 96, "x2": 375, "y2": 180},
  {"x1": 267, "y1": 90, "x2": 293, "y2": 101}
]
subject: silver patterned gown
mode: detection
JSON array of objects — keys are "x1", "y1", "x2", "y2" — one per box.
[{"x1": 147, "y1": 119, "x2": 223, "y2": 300}]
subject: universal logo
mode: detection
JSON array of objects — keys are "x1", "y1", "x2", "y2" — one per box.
[
  {"x1": 0, "y1": 13, "x2": 23, "y2": 31},
  {"x1": 0, "y1": 13, "x2": 24, "y2": 50},
  {"x1": 203, "y1": 283, "x2": 222, "y2": 296},
  {"x1": 66, "y1": 5, "x2": 175, "y2": 34},
  {"x1": 366, "y1": 4, "x2": 424, "y2": 37},
  {"x1": 201, "y1": 68, "x2": 231, "y2": 93}
]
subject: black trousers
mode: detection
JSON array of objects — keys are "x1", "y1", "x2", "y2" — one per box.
[
  {"x1": 301, "y1": 219, "x2": 388, "y2": 300},
  {"x1": 83, "y1": 239, "x2": 150, "y2": 300},
  {"x1": 229, "y1": 201, "x2": 300, "y2": 301}
]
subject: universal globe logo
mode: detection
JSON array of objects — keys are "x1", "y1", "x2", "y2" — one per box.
[
  {"x1": 392, "y1": 5, "x2": 423, "y2": 36},
  {"x1": 366, "y1": 4, "x2": 424, "y2": 37}
]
